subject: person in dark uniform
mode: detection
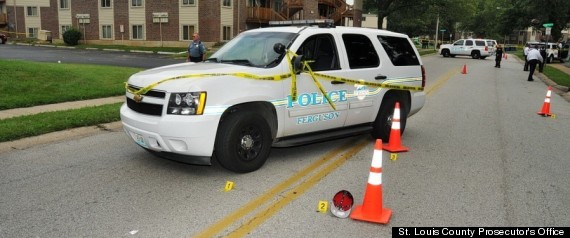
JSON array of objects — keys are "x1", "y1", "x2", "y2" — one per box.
[
  {"x1": 186, "y1": 33, "x2": 206, "y2": 63},
  {"x1": 494, "y1": 44, "x2": 503, "y2": 68},
  {"x1": 538, "y1": 46, "x2": 547, "y2": 72}
]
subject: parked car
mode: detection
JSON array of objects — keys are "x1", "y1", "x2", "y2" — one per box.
[
  {"x1": 0, "y1": 34, "x2": 7, "y2": 44},
  {"x1": 439, "y1": 38, "x2": 496, "y2": 59},
  {"x1": 527, "y1": 41, "x2": 564, "y2": 63},
  {"x1": 120, "y1": 19, "x2": 426, "y2": 173}
]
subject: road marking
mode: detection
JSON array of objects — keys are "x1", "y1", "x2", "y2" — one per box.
[
  {"x1": 192, "y1": 137, "x2": 367, "y2": 238},
  {"x1": 225, "y1": 139, "x2": 368, "y2": 238},
  {"x1": 426, "y1": 69, "x2": 457, "y2": 96}
]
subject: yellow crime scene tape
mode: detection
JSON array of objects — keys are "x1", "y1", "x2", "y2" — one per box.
[{"x1": 125, "y1": 50, "x2": 424, "y2": 110}]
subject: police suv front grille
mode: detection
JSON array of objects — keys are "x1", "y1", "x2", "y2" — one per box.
[
  {"x1": 126, "y1": 97, "x2": 163, "y2": 116},
  {"x1": 127, "y1": 84, "x2": 166, "y2": 98}
]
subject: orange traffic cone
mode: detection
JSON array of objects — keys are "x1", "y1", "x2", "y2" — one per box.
[
  {"x1": 537, "y1": 86, "x2": 553, "y2": 117},
  {"x1": 461, "y1": 64, "x2": 467, "y2": 74},
  {"x1": 350, "y1": 139, "x2": 392, "y2": 224},
  {"x1": 383, "y1": 102, "x2": 408, "y2": 153}
]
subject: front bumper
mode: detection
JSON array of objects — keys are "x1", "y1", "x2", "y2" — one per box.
[{"x1": 120, "y1": 103, "x2": 220, "y2": 159}]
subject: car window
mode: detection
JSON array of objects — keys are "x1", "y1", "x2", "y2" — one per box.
[
  {"x1": 486, "y1": 41, "x2": 495, "y2": 47},
  {"x1": 453, "y1": 40, "x2": 464, "y2": 46},
  {"x1": 465, "y1": 40, "x2": 473, "y2": 46},
  {"x1": 296, "y1": 34, "x2": 339, "y2": 71},
  {"x1": 377, "y1": 35, "x2": 420, "y2": 66},
  {"x1": 342, "y1": 34, "x2": 380, "y2": 69},
  {"x1": 475, "y1": 41, "x2": 485, "y2": 46}
]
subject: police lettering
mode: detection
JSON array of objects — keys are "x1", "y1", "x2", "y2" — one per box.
[{"x1": 287, "y1": 90, "x2": 347, "y2": 108}]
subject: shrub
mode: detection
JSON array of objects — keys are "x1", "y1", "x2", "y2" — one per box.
[{"x1": 63, "y1": 28, "x2": 82, "y2": 46}]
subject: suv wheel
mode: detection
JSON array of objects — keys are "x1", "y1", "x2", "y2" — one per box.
[
  {"x1": 442, "y1": 49, "x2": 450, "y2": 57},
  {"x1": 371, "y1": 96, "x2": 408, "y2": 142},
  {"x1": 471, "y1": 51, "x2": 481, "y2": 59},
  {"x1": 215, "y1": 110, "x2": 272, "y2": 173}
]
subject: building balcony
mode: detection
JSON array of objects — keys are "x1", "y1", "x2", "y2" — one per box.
[
  {"x1": 246, "y1": 7, "x2": 286, "y2": 23},
  {"x1": 0, "y1": 13, "x2": 7, "y2": 26}
]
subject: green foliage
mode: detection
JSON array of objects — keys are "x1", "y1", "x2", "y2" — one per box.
[
  {"x1": 0, "y1": 103, "x2": 122, "y2": 142},
  {"x1": 63, "y1": 28, "x2": 82, "y2": 46},
  {"x1": 0, "y1": 59, "x2": 141, "y2": 110}
]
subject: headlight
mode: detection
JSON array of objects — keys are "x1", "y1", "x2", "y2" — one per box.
[{"x1": 167, "y1": 92, "x2": 207, "y2": 115}]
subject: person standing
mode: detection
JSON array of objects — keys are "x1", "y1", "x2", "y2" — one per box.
[
  {"x1": 523, "y1": 43, "x2": 530, "y2": 71},
  {"x1": 494, "y1": 44, "x2": 503, "y2": 68},
  {"x1": 538, "y1": 46, "x2": 547, "y2": 72},
  {"x1": 526, "y1": 45, "x2": 543, "y2": 81},
  {"x1": 187, "y1": 33, "x2": 206, "y2": 63}
]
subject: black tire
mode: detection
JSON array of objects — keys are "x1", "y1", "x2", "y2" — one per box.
[
  {"x1": 471, "y1": 51, "x2": 481, "y2": 59},
  {"x1": 371, "y1": 97, "x2": 408, "y2": 142},
  {"x1": 442, "y1": 49, "x2": 450, "y2": 57},
  {"x1": 215, "y1": 110, "x2": 272, "y2": 173}
]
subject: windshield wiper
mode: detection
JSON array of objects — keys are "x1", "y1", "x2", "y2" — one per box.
[{"x1": 220, "y1": 59, "x2": 254, "y2": 66}]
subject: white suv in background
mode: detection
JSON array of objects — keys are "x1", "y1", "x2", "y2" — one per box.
[
  {"x1": 439, "y1": 38, "x2": 496, "y2": 59},
  {"x1": 120, "y1": 19, "x2": 426, "y2": 173},
  {"x1": 527, "y1": 41, "x2": 562, "y2": 63}
]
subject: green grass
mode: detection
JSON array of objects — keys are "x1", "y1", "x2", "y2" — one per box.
[
  {"x1": 0, "y1": 103, "x2": 122, "y2": 142},
  {"x1": 0, "y1": 59, "x2": 142, "y2": 110}
]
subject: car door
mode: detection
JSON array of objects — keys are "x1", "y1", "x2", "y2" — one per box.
[
  {"x1": 450, "y1": 40, "x2": 464, "y2": 55},
  {"x1": 463, "y1": 39, "x2": 474, "y2": 55},
  {"x1": 281, "y1": 33, "x2": 350, "y2": 136}
]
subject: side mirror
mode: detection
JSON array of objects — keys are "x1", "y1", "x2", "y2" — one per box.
[
  {"x1": 292, "y1": 55, "x2": 304, "y2": 75},
  {"x1": 273, "y1": 43, "x2": 286, "y2": 54}
]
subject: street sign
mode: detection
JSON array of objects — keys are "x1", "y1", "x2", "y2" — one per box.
[
  {"x1": 546, "y1": 28, "x2": 551, "y2": 35},
  {"x1": 543, "y1": 23, "x2": 553, "y2": 28},
  {"x1": 440, "y1": 29, "x2": 446, "y2": 32}
]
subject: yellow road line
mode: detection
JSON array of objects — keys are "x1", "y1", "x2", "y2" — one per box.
[
  {"x1": 426, "y1": 69, "x2": 457, "y2": 96},
  {"x1": 192, "y1": 137, "x2": 366, "y2": 238},
  {"x1": 226, "y1": 139, "x2": 369, "y2": 238}
]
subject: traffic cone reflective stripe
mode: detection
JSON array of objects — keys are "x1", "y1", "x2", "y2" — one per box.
[
  {"x1": 350, "y1": 139, "x2": 392, "y2": 224},
  {"x1": 537, "y1": 86, "x2": 553, "y2": 116},
  {"x1": 384, "y1": 102, "x2": 408, "y2": 153},
  {"x1": 461, "y1": 64, "x2": 467, "y2": 74}
]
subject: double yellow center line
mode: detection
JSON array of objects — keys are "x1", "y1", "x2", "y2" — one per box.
[{"x1": 193, "y1": 137, "x2": 369, "y2": 238}]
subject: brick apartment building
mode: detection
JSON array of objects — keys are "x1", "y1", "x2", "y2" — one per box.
[{"x1": 0, "y1": 0, "x2": 353, "y2": 47}]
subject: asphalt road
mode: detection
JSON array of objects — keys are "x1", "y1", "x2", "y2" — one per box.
[
  {"x1": 1, "y1": 46, "x2": 569, "y2": 237},
  {"x1": 0, "y1": 44, "x2": 183, "y2": 68}
]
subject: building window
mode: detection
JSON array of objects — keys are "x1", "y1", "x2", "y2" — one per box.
[
  {"x1": 27, "y1": 6, "x2": 38, "y2": 16},
  {"x1": 131, "y1": 0, "x2": 143, "y2": 7},
  {"x1": 223, "y1": 0, "x2": 231, "y2": 7},
  {"x1": 132, "y1": 25, "x2": 143, "y2": 40},
  {"x1": 60, "y1": 0, "x2": 70, "y2": 9},
  {"x1": 28, "y1": 28, "x2": 39, "y2": 38},
  {"x1": 222, "y1": 26, "x2": 232, "y2": 41},
  {"x1": 101, "y1": 0, "x2": 111, "y2": 8},
  {"x1": 182, "y1": 0, "x2": 195, "y2": 6},
  {"x1": 61, "y1": 25, "x2": 72, "y2": 38},
  {"x1": 182, "y1": 25, "x2": 195, "y2": 41},
  {"x1": 102, "y1": 25, "x2": 113, "y2": 39}
]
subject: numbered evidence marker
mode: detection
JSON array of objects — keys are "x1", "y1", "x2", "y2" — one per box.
[
  {"x1": 224, "y1": 181, "x2": 235, "y2": 192},
  {"x1": 317, "y1": 201, "x2": 328, "y2": 213},
  {"x1": 390, "y1": 153, "x2": 398, "y2": 161},
  {"x1": 551, "y1": 114, "x2": 557, "y2": 119}
]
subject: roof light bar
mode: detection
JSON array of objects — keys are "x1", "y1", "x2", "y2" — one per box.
[{"x1": 268, "y1": 19, "x2": 335, "y2": 28}]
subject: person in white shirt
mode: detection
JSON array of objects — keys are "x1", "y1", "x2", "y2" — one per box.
[
  {"x1": 526, "y1": 45, "x2": 543, "y2": 81},
  {"x1": 523, "y1": 43, "x2": 530, "y2": 71}
]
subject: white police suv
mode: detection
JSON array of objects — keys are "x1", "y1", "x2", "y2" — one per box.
[
  {"x1": 120, "y1": 19, "x2": 426, "y2": 173},
  {"x1": 439, "y1": 38, "x2": 496, "y2": 59}
]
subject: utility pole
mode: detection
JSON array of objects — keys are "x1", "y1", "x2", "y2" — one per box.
[{"x1": 353, "y1": 0, "x2": 363, "y2": 27}]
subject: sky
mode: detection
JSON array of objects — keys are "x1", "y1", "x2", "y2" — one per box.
[{"x1": 346, "y1": 0, "x2": 354, "y2": 5}]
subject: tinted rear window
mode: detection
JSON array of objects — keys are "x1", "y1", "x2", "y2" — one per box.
[
  {"x1": 475, "y1": 41, "x2": 486, "y2": 46},
  {"x1": 377, "y1": 35, "x2": 420, "y2": 66}
]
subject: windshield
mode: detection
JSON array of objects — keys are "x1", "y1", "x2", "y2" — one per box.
[{"x1": 208, "y1": 31, "x2": 297, "y2": 68}]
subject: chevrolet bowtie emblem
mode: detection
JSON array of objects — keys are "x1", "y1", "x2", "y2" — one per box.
[{"x1": 133, "y1": 94, "x2": 143, "y2": 103}]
